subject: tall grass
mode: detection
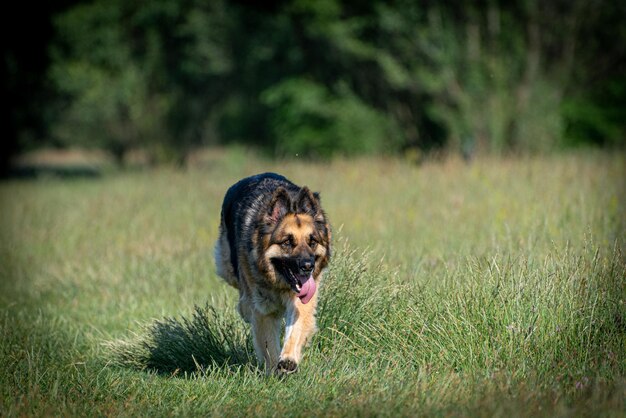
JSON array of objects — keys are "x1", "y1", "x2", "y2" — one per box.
[{"x1": 1, "y1": 150, "x2": 624, "y2": 416}]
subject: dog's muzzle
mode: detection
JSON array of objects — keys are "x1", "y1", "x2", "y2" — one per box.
[{"x1": 271, "y1": 256, "x2": 317, "y2": 304}]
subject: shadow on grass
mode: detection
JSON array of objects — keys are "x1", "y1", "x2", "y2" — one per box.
[{"x1": 108, "y1": 305, "x2": 254, "y2": 375}]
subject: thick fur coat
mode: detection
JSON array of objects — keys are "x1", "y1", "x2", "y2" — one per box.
[{"x1": 215, "y1": 173, "x2": 331, "y2": 374}]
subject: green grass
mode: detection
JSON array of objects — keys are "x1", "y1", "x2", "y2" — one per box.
[{"x1": 1, "y1": 150, "x2": 625, "y2": 416}]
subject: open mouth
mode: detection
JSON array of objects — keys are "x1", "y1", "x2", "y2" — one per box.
[
  {"x1": 291, "y1": 273, "x2": 316, "y2": 304},
  {"x1": 270, "y1": 258, "x2": 317, "y2": 304},
  {"x1": 292, "y1": 274, "x2": 317, "y2": 304},
  {"x1": 292, "y1": 274, "x2": 308, "y2": 292}
]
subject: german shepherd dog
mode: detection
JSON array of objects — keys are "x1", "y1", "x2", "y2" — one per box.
[{"x1": 215, "y1": 173, "x2": 331, "y2": 375}]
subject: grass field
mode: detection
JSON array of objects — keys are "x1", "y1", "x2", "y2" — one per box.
[{"x1": 1, "y1": 150, "x2": 625, "y2": 416}]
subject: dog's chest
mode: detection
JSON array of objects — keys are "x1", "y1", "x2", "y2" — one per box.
[{"x1": 251, "y1": 286, "x2": 286, "y2": 316}]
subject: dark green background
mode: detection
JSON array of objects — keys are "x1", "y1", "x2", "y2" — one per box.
[{"x1": 3, "y1": 0, "x2": 625, "y2": 171}]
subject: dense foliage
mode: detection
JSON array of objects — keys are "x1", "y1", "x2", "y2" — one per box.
[{"x1": 5, "y1": 0, "x2": 625, "y2": 165}]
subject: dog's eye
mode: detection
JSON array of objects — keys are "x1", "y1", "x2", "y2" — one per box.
[
  {"x1": 281, "y1": 239, "x2": 293, "y2": 250},
  {"x1": 309, "y1": 238, "x2": 318, "y2": 249}
]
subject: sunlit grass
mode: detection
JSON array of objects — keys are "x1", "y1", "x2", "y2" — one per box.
[{"x1": 1, "y1": 150, "x2": 624, "y2": 416}]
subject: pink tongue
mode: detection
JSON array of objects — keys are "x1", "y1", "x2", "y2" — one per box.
[{"x1": 297, "y1": 276, "x2": 316, "y2": 304}]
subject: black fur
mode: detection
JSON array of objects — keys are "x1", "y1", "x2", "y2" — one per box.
[
  {"x1": 216, "y1": 172, "x2": 331, "y2": 374},
  {"x1": 220, "y1": 172, "x2": 302, "y2": 279}
]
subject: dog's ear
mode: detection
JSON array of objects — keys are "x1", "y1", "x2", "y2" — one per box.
[
  {"x1": 266, "y1": 187, "x2": 291, "y2": 224},
  {"x1": 295, "y1": 187, "x2": 321, "y2": 217}
]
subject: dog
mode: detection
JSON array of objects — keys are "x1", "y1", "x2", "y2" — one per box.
[{"x1": 215, "y1": 172, "x2": 331, "y2": 375}]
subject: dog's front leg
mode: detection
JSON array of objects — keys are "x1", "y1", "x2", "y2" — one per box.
[
  {"x1": 251, "y1": 311, "x2": 281, "y2": 374},
  {"x1": 277, "y1": 293, "x2": 318, "y2": 374}
]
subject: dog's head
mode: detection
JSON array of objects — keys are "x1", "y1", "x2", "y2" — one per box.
[{"x1": 259, "y1": 186, "x2": 331, "y2": 303}]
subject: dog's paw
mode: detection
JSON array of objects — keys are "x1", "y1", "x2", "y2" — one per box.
[{"x1": 276, "y1": 358, "x2": 298, "y2": 376}]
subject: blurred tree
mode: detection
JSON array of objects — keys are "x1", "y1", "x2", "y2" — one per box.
[
  {"x1": 50, "y1": 0, "x2": 235, "y2": 165},
  {"x1": 339, "y1": 0, "x2": 604, "y2": 156},
  {"x1": 262, "y1": 78, "x2": 401, "y2": 157},
  {"x1": 33, "y1": 0, "x2": 626, "y2": 165},
  {"x1": 562, "y1": 78, "x2": 626, "y2": 147},
  {"x1": 559, "y1": 1, "x2": 626, "y2": 147},
  {"x1": 1, "y1": 0, "x2": 75, "y2": 175}
]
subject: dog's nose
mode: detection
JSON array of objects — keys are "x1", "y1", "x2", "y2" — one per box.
[{"x1": 298, "y1": 258, "x2": 314, "y2": 274}]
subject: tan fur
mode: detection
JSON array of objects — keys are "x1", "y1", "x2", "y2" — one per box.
[
  {"x1": 280, "y1": 290, "x2": 319, "y2": 362},
  {"x1": 215, "y1": 181, "x2": 331, "y2": 375},
  {"x1": 247, "y1": 214, "x2": 324, "y2": 372}
]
